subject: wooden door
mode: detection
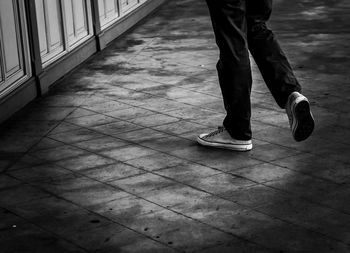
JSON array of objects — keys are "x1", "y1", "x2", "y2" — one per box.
[{"x1": 35, "y1": 0, "x2": 93, "y2": 66}]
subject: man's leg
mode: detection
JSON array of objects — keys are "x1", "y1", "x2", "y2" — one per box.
[
  {"x1": 246, "y1": 0, "x2": 314, "y2": 141},
  {"x1": 197, "y1": 0, "x2": 253, "y2": 151},
  {"x1": 205, "y1": 0, "x2": 252, "y2": 141},
  {"x1": 246, "y1": 0, "x2": 300, "y2": 108}
]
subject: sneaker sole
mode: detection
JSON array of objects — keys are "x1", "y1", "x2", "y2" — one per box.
[
  {"x1": 291, "y1": 99, "x2": 315, "y2": 142},
  {"x1": 197, "y1": 136, "x2": 252, "y2": 151}
]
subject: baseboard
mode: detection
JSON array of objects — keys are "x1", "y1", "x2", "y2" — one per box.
[
  {"x1": 0, "y1": 77, "x2": 37, "y2": 123},
  {"x1": 38, "y1": 37, "x2": 97, "y2": 94}
]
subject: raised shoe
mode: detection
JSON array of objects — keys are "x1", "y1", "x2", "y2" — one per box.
[{"x1": 286, "y1": 91, "x2": 315, "y2": 142}]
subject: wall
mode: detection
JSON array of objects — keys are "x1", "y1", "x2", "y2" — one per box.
[{"x1": 0, "y1": 0, "x2": 164, "y2": 123}]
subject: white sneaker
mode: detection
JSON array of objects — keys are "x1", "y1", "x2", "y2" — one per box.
[
  {"x1": 286, "y1": 91, "x2": 315, "y2": 142},
  {"x1": 197, "y1": 127, "x2": 252, "y2": 151}
]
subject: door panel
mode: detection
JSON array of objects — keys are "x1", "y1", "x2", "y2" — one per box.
[
  {"x1": 35, "y1": 0, "x2": 64, "y2": 63},
  {"x1": 73, "y1": 0, "x2": 88, "y2": 36},
  {"x1": 98, "y1": 0, "x2": 105, "y2": 19},
  {"x1": 0, "y1": 0, "x2": 31, "y2": 97},
  {"x1": 64, "y1": 0, "x2": 89, "y2": 47},
  {"x1": 121, "y1": 0, "x2": 139, "y2": 13},
  {"x1": 99, "y1": 0, "x2": 120, "y2": 28},
  {"x1": 35, "y1": 0, "x2": 93, "y2": 65},
  {"x1": 0, "y1": 0, "x2": 21, "y2": 76},
  {"x1": 63, "y1": 0, "x2": 75, "y2": 42},
  {"x1": 35, "y1": 0, "x2": 48, "y2": 56},
  {"x1": 46, "y1": 0, "x2": 63, "y2": 50},
  {"x1": 105, "y1": 0, "x2": 117, "y2": 16}
]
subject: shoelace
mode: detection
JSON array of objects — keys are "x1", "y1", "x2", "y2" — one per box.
[{"x1": 206, "y1": 126, "x2": 225, "y2": 138}]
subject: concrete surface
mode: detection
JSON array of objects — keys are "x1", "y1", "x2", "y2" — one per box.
[{"x1": 0, "y1": 0, "x2": 350, "y2": 252}]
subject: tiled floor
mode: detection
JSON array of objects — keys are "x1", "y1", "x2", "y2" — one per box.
[{"x1": 1, "y1": 0, "x2": 350, "y2": 252}]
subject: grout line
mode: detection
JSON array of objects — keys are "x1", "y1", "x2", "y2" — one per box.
[{"x1": 8, "y1": 122, "x2": 350, "y2": 245}]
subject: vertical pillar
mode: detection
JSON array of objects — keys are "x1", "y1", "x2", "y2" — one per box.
[
  {"x1": 90, "y1": 0, "x2": 103, "y2": 51},
  {"x1": 24, "y1": 0, "x2": 43, "y2": 96}
]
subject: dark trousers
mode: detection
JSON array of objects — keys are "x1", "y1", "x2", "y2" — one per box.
[{"x1": 206, "y1": 0, "x2": 301, "y2": 140}]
